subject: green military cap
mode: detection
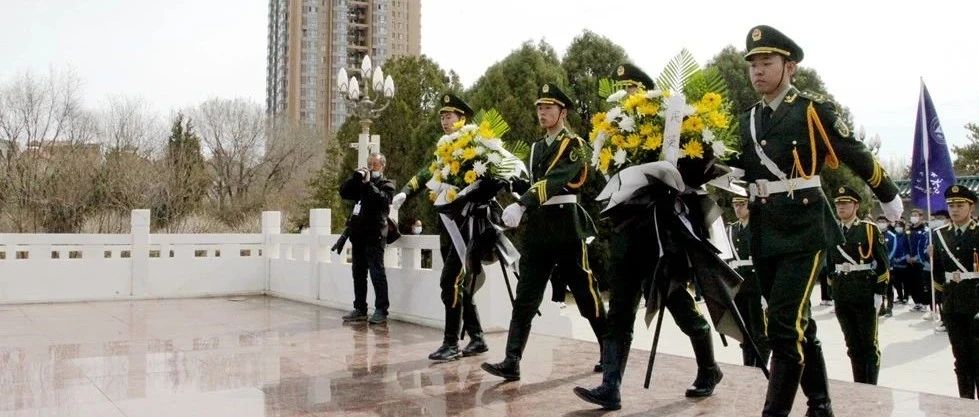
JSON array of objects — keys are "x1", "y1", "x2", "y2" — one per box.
[
  {"x1": 945, "y1": 184, "x2": 977, "y2": 204},
  {"x1": 744, "y1": 25, "x2": 804, "y2": 63},
  {"x1": 535, "y1": 83, "x2": 574, "y2": 110},
  {"x1": 833, "y1": 186, "x2": 861, "y2": 203},
  {"x1": 613, "y1": 63, "x2": 656, "y2": 90},
  {"x1": 439, "y1": 93, "x2": 474, "y2": 119}
]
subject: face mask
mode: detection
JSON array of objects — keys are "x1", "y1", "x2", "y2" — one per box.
[
  {"x1": 876, "y1": 222, "x2": 889, "y2": 230},
  {"x1": 928, "y1": 220, "x2": 944, "y2": 229},
  {"x1": 910, "y1": 215, "x2": 921, "y2": 224},
  {"x1": 412, "y1": 226, "x2": 422, "y2": 234},
  {"x1": 370, "y1": 171, "x2": 381, "y2": 179},
  {"x1": 895, "y1": 227, "x2": 904, "y2": 233}
]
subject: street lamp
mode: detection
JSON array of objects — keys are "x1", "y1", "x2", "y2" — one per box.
[{"x1": 337, "y1": 54, "x2": 396, "y2": 166}]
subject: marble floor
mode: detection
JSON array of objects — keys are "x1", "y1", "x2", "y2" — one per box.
[{"x1": 0, "y1": 296, "x2": 976, "y2": 417}]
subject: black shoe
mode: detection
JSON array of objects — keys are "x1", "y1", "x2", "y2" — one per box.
[
  {"x1": 593, "y1": 362, "x2": 603, "y2": 372},
  {"x1": 805, "y1": 403, "x2": 834, "y2": 417},
  {"x1": 481, "y1": 358, "x2": 520, "y2": 381},
  {"x1": 573, "y1": 385, "x2": 621, "y2": 410},
  {"x1": 367, "y1": 311, "x2": 387, "y2": 324},
  {"x1": 342, "y1": 309, "x2": 367, "y2": 322},
  {"x1": 428, "y1": 344, "x2": 461, "y2": 361},
  {"x1": 685, "y1": 366, "x2": 723, "y2": 397},
  {"x1": 461, "y1": 336, "x2": 488, "y2": 357}
]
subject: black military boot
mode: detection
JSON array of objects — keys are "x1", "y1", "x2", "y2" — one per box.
[
  {"x1": 865, "y1": 362, "x2": 879, "y2": 385},
  {"x1": 801, "y1": 341, "x2": 834, "y2": 417},
  {"x1": 685, "y1": 335, "x2": 723, "y2": 397},
  {"x1": 850, "y1": 361, "x2": 866, "y2": 384},
  {"x1": 480, "y1": 321, "x2": 529, "y2": 381},
  {"x1": 428, "y1": 343, "x2": 461, "y2": 361},
  {"x1": 573, "y1": 338, "x2": 627, "y2": 410},
  {"x1": 763, "y1": 357, "x2": 804, "y2": 417},
  {"x1": 481, "y1": 357, "x2": 520, "y2": 381},
  {"x1": 461, "y1": 332, "x2": 488, "y2": 356},
  {"x1": 955, "y1": 369, "x2": 976, "y2": 399}
]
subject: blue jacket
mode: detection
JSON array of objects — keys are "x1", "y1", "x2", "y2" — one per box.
[
  {"x1": 884, "y1": 229, "x2": 910, "y2": 269},
  {"x1": 907, "y1": 223, "x2": 931, "y2": 270}
]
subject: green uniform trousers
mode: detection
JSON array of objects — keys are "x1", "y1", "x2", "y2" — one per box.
[{"x1": 831, "y1": 270, "x2": 880, "y2": 384}]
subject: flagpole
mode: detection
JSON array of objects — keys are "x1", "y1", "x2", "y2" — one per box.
[{"x1": 920, "y1": 78, "x2": 939, "y2": 323}]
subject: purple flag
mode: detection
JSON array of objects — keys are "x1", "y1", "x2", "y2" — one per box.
[{"x1": 909, "y1": 80, "x2": 955, "y2": 214}]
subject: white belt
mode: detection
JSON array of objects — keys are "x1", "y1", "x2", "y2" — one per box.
[
  {"x1": 543, "y1": 194, "x2": 578, "y2": 206},
  {"x1": 835, "y1": 263, "x2": 873, "y2": 273},
  {"x1": 748, "y1": 176, "x2": 822, "y2": 198},
  {"x1": 729, "y1": 259, "x2": 753, "y2": 268},
  {"x1": 945, "y1": 272, "x2": 979, "y2": 281}
]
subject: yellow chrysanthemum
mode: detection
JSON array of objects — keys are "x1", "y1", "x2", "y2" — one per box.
[
  {"x1": 707, "y1": 111, "x2": 730, "y2": 129},
  {"x1": 429, "y1": 191, "x2": 437, "y2": 202},
  {"x1": 639, "y1": 123, "x2": 655, "y2": 136},
  {"x1": 598, "y1": 147, "x2": 612, "y2": 173},
  {"x1": 462, "y1": 147, "x2": 477, "y2": 161},
  {"x1": 432, "y1": 170, "x2": 442, "y2": 182},
  {"x1": 450, "y1": 161, "x2": 461, "y2": 175},
  {"x1": 464, "y1": 170, "x2": 478, "y2": 184},
  {"x1": 699, "y1": 92, "x2": 723, "y2": 112},
  {"x1": 624, "y1": 134, "x2": 642, "y2": 149},
  {"x1": 643, "y1": 133, "x2": 663, "y2": 150},
  {"x1": 598, "y1": 121, "x2": 615, "y2": 135},
  {"x1": 681, "y1": 116, "x2": 705, "y2": 134},
  {"x1": 446, "y1": 189, "x2": 458, "y2": 202},
  {"x1": 622, "y1": 92, "x2": 647, "y2": 113},
  {"x1": 478, "y1": 121, "x2": 494, "y2": 138},
  {"x1": 681, "y1": 140, "x2": 705, "y2": 159},
  {"x1": 591, "y1": 112, "x2": 607, "y2": 126},
  {"x1": 637, "y1": 103, "x2": 660, "y2": 116},
  {"x1": 610, "y1": 134, "x2": 626, "y2": 147},
  {"x1": 452, "y1": 120, "x2": 465, "y2": 130}
]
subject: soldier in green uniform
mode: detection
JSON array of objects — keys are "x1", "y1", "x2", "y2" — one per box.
[
  {"x1": 826, "y1": 186, "x2": 889, "y2": 385},
  {"x1": 391, "y1": 94, "x2": 488, "y2": 361},
  {"x1": 481, "y1": 83, "x2": 607, "y2": 381},
  {"x1": 931, "y1": 184, "x2": 979, "y2": 399},
  {"x1": 729, "y1": 195, "x2": 770, "y2": 368},
  {"x1": 573, "y1": 63, "x2": 724, "y2": 411},
  {"x1": 733, "y1": 25, "x2": 902, "y2": 417}
]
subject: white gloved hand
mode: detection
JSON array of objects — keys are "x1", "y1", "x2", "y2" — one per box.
[
  {"x1": 391, "y1": 192, "x2": 406, "y2": 210},
  {"x1": 761, "y1": 296, "x2": 768, "y2": 312},
  {"x1": 502, "y1": 203, "x2": 525, "y2": 228},
  {"x1": 874, "y1": 294, "x2": 883, "y2": 311},
  {"x1": 881, "y1": 197, "x2": 904, "y2": 222}
]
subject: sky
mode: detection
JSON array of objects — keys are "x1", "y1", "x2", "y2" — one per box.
[{"x1": 2, "y1": 0, "x2": 976, "y2": 164}]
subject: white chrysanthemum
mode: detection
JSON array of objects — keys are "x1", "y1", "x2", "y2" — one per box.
[
  {"x1": 712, "y1": 140, "x2": 727, "y2": 157},
  {"x1": 441, "y1": 166, "x2": 451, "y2": 178},
  {"x1": 646, "y1": 90, "x2": 663, "y2": 99},
  {"x1": 479, "y1": 137, "x2": 504, "y2": 151},
  {"x1": 460, "y1": 124, "x2": 477, "y2": 133},
  {"x1": 606, "y1": 106, "x2": 623, "y2": 121},
  {"x1": 619, "y1": 115, "x2": 636, "y2": 132},
  {"x1": 487, "y1": 152, "x2": 503, "y2": 165},
  {"x1": 437, "y1": 134, "x2": 453, "y2": 146},
  {"x1": 613, "y1": 148, "x2": 627, "y2": 166},
  {"x1": 475, "y1": 146, "x2": 486, "y2": 155},
  {"x1": 607, "y1": 89, "x2": 627, "y2": 102},
  {"x1": 473, "y1": 161, "x2": 488, "y2": 176},
  {"x1": 701, "y1": 128, "x2": 716, "y2": 144},
  {"x1": 451, "y1": 148, "x2": 464, "y2": 158}
]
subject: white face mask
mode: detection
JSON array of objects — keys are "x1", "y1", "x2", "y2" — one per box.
[
  {"x1": 876, "y1": 222, "x2": 889, "y2": 230},
  {"x1": 370, "y1": 171, "x2": 381, "y2": 179},
  {"x1": 910, "y1": 215, "x2": 921, "y2": 224},
  {"x1": 928, "y1": 220, "x2": 944, "y2": 229},
  {"x1": 412, "y1": 226, "x2": 422, "y2": 234},
  {"x1": 895, "y1": 227, "x2": 905, "y2": 233}
]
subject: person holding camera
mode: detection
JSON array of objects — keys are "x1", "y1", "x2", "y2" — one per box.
[{"x1": 339, "y1": 153, "x2": 396, "y2": 324}]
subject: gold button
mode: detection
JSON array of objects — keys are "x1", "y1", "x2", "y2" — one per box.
[
  {"x1": 802, "y1": 198, "x2": 809, "y2": 204},
  {"x1": 761, "y1": 140, "x2": 768, "y2": 146}
]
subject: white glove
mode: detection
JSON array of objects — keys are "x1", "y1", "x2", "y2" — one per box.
[
  {"x1": 391, "y1": 192, "x2": 406, "y2": 210},
  {"x1": 874, "y1": 294, "x2": 883, "y2": 311},
  {"x1": 761, "y1": 296, "x2": 768, "y2": 312},
  {"x1": 502, "y1": 203, "x2": 525, "y2": 228},
  {"x1": 881, "y1": 197, "x2": 904, "y2": 222}
]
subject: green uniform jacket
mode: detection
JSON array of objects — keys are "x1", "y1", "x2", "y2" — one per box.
[
  {"x1": 932, "y1": 220, "x2": 979, "y2": 315},
  {"x1": 826, "y1": 220, "x2": 890, "y2": 302},
  {"x1": 515, "y1": 128, "x2": 595, "y2": 242},
  {"x1": 401, "y1": 162, "x2": 434, "y2": 198},
  {"x1": 735, "y1": 87, "x2": 899, "y2": 258},
  {"x1": 728, "y1": 221, "x2": 760, "y2": 295}
]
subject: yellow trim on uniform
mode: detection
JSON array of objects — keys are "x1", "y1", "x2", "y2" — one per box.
[
  {"x1": 450, "y1": 265, "x2": 465, "y2": 308},
  {"x1": 946, "y1": 197, "x2": 976, "y2": 204},
  {"x1": 877, "y1": 271, "x2": 890, "y2": 284},
  {"x1": 535, "y1": 98, "x2": 566, "y2": 108},
  {"x1": 869, "y1": 159, "x2": 885, "y2": 188},
  {"x1": 581, "y1": 240, "x2": 601, "y2": 318},
  {"x1": 439, "y1": 106, "x2": 467, "y2": 115},
  {"x1": 794, "y1": 103, "x2": 839, "y2": 179},
  {"x1": 407, "y1": 176, "x2": 419, "y2": 191},
  {"x1": 746, "y1": 46, "x2": 792, "y2": 58},
  {"x1": 532, "y1": 180, "x2": 547, "y2": 204},
  {"x1": 546, "y1": 138, "x2": 571, "y2": 174},
  {"x1": 794, "y1": 250, "x2": 823, "y2": 363},
  {"x1": 859, "y1": 222, "x2": 874, "y2": 259},
  {"x1": 567, "y1": 163, "x2": 588, "y2": 189}
]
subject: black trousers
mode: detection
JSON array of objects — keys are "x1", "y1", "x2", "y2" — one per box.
[
  {"x1": 831, "y1": 272, "x2": 880, "y2": 384},
  {"x1": 890, "y1": 266, "x2": 909, "y2": 302},
  {"x1": 946, "y1": 310, "x2": 979, "y2": 398},
  {"x1": 438, "y1": 230, "x2": 484, "y2": 345},
  {"x1": 351, "y1": 241, "x2": 389, "y2": 314},
  {"x1": 906, "y1": 263, "x2": 929, "y2": 305}
]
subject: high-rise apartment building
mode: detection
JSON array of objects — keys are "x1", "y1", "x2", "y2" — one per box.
[{"x1": 266, "y1": 0, "x2": 421, "y2": 134}]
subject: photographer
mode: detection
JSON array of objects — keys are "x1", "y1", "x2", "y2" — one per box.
[{"x1": 338, "y1": 153, "x2": 396, "y2": 324}]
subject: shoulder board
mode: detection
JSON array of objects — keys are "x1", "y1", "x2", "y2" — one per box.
[{"x1": 799, "y1": 90, "x2": 828, "y2": 104}]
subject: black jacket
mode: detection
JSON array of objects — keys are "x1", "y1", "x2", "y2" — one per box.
[{"x1": 339, "y1": 171, "x2": 396, "y2": 245}]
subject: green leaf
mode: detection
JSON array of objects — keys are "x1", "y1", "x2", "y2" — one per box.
[
  {"x1": 657, "y1": 49, "x2": 700, "y2": 93},
  {"x1": 503, "y1": 138, "x2": 530, "y2": 159},
  {"x1": 473, "y1": 108, "x2": 511, "y2": 138}
]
